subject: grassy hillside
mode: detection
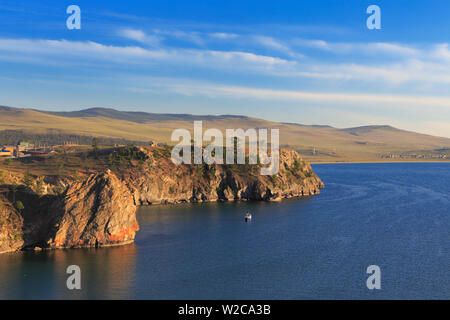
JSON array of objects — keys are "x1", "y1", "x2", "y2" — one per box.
[{"x1": 1, "y1": 106, "x2": 450, "y2": 162}]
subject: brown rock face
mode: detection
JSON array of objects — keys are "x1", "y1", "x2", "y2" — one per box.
[
  {"x1": 0, "y1": 195, "x2": 24, "y2": 254},
  {"x1": 47, "y1": 172, "x2": 138, "y2": 249},
  {"x1": 0, "y1": 146, "x2": 323, "y2": 254},
  {"x1": 122, "y1": 147, "x2": 324, "y2": 205}
]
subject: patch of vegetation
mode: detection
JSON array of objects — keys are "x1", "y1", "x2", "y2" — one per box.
[
  {"x1": 160, "y1": 147, "x2": 171, "y2": 158},
  {"x1": 15, "y1": 201, "x2": 24, "y2": 211},
  {"x1": 12, "y1": 232, "x2": 22, "y2": 241},
  {"x1": 35, "y1": 179, "x2": 45, "y2": 196},
  {"x1": 0, "y1": 129, "x2": 147, "y2": 147},
  {"x1": 152, "y1": 150, "x2": 161, "y2": 159},
  {"x1": 92, "y1": 138, "x2": 100, "y2": 158},
  {"x1": 202, "y1": 164, "x2": 216, "y2": 180},
  {"x1": 269, "y1": 175, "x2": 279, "y2": 185},
  {"x1": 137, "y1": 159, "x2": 145, "y2": 171},
  {"x1": 292, "y1": 159, "x2": 301, "y2": 172},
  {"x1": 304, "y1": 170, "x2": 314, "y2": 178},
  {"x1": 22, "y1": 171, "x2": 35, "y2": 188},
  {"x1": 108, "y1": 146, "x2": 147, "y2": 167}
]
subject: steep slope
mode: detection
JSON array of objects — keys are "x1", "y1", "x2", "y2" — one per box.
[
  {"x1": 0, "y1": 195, "x2": 24, "y2": 253},
  {"x1": 121, "y1": 147, "x2": 324, "y2": 204},
  {"x1": 47, "y1": 171, "x2": 138, "y2": 249}
]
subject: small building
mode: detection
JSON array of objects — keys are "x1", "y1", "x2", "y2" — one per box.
[
  {"x1": 25, "y1": 150, "x2": 55, "y2": 156},
  {"x1": 2, "y1": 146, "x2": 15, "y2": 153},
  {"x1": 18, "y1": 141, "x2": 31, "y2": 148},
  {"x1": 0, "y1": 150, "x2": 12, "y2": 157}
]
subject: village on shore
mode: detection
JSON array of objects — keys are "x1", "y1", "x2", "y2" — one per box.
[{"x1": 0, "y1": 141, "x2": 56, "y2": 158}]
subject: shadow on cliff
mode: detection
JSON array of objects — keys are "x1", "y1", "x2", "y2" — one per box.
[{"x1": 1, "y1": 184, "x2": 64, "y2": 250}]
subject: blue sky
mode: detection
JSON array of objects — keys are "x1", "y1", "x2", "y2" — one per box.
[{"x1": 0, "y1": 0, "x2": 450, "y2": 137}]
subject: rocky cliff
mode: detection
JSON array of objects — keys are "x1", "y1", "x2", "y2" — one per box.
[
  {"x1": 121, "y1": 147, "x2": 324, "y2": 205},
  {"x1": 0, "y1": 171, "x2": 138, "y2": 253},
  {"x1": 0, "y1": 195, "x2": 24, "y2": 254},
  {"x1": 47, "y1": 171, "x2": 138, "y2": 249},
  {"x1": 0, "y1": 146, "x2": 323, "y2": 253}
]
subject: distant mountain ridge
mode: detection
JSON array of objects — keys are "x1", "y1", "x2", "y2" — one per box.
[
  {"x1": 40, "y1": 107, "x2": 249, "y2": 123},
  {"x1": 1, "y1": 105, "x2": 450, "y2": 162}
]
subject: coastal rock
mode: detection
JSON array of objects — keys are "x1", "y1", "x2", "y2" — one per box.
[
  {"x1": 47, "y1": 171, "x2": 138, "y2": 249},
  {"x1": 0, "y1": 195, "x2": 24, "y2": 254},
  {"x1": 0, "y1": 146, "x2": 322, "y2": 254},
  {"x1": 122, "y1": 147, "x2": 324, "y2": 205}
]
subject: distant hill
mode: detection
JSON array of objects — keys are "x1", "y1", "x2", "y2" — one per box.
[
  {"x1": 41, "y1": 107, "x2": 249, "y2": 123},
  {"x1": 1, "y1": 105, "x2": 450, "y2": 162}
]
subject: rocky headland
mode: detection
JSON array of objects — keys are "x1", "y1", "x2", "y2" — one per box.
[{"x1": 0, "y1": 146, "x2": 323, "y2": 254}]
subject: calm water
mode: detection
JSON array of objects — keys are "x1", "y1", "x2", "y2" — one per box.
[{"x1": 0, "y1": 163, "x2": 449, "y2": 299}]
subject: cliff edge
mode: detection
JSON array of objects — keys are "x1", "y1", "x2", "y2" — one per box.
[
  {"x1": 123, "y1": 147, "x2": 324, "y2": 205},
  {"x1": 47, "y1": 171, "x2": 138, "y2": 249},
  {"x1": 0, "y1": 171, "x2": 138, "y2": 252},
  {"x1": 0, "y1": 146, "x2": 323, "y2": 253}
]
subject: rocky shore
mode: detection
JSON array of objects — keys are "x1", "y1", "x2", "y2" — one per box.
[{"x1": 0, "y1": 147, "x2": 323, "y2": 254}]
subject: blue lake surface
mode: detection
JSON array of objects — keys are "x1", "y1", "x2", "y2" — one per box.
[{"x1": 0, "y1": 163, "x2": 449, "y2": 299}]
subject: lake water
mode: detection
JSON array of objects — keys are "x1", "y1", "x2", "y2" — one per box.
[{"x1": 0, "y1": 163, "x2": 449, "y2": 299}]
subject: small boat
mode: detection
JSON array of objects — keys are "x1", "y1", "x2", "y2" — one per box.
[{"x1": 245, "y1": 212, "x2": 252, "y2": 222}]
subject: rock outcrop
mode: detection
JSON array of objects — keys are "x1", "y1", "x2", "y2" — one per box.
[
  {"x1": 0, "y1": 146, "x2": 322, "y2": 253},
  {"x1": 47, "y1": 171, "x2": 139, "y2": 249},
  {"x1": 121, "y1": 147, "x2": 324, "y2": 205},
  {"x1": 0, "y1": 195, "x2": 24, "y2": 254},
  {"x1": 0, "y1": 171, "x2": 138, "y2": 252}
]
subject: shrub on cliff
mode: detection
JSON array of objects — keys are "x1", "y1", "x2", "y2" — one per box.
[
  {"x1": 293, "y1": 160, "x2": 301, "y2": 172},
  {"x1": 15, "y1": 201, "x2": 24, "y2": 211},
  {"x1": 304, "y1": 170, "x2": 314, "y2": 178},
  {"x1": 22, "y1": 171, "x2": 35, "y2": 189}
]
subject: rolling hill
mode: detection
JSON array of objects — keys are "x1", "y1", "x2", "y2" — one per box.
[{"x1": 1, "y1": 105, "x2": 450, "y2": 162}]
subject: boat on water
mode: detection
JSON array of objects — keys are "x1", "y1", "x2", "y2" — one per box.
[{"x1": 245, "y1": 212, "x2": 252, "y2": 222}]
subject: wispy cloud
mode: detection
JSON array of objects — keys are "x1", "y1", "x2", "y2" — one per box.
[
  {"x1": 292, "y1": 39, "x2": 419, "y2": 57},
  {"x1": 208, "y1": 32, "x2": 239, "y2": 40},
  {"x1": 252, "y1": 35, "x2": 304, "y2": 58},
  {"x1": 118, "y1": 28, "x2": 161, "y2": 46},
  {"x1": 1, "y1": 35, "x2": 450, "y2": 89},
  {"x1": 130, "y1": 80, "x2": 450, "y2": 109},
  {"x1": 0, "y1": 38, "x2": 290, "y2": 73}
]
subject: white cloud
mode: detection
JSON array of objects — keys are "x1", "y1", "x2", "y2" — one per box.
[
  {"x1": 208, "y1": 32, "x2": 238, "y2": 39},
  {"x1": 291, "y1": 38, "x2": 419, "y2": 57},
  {"x1": 0, "y1": 38, "x2": 290, "y2": 73},
  {"x1": 118, "y1": 28, "x2": 160, "y2": 46},
  {"x1": 1, "y1": 36, "x2": 450, "y2": 88},
  {"x1": 153, "y1": 29, "x2": 206, "y2": 46},
  {"x1": 432, "y1": 43, "x2": 450, "y2": 62},
  {"x1": 252, "y1": 36, "x2": 304, "y2": 58},
  {"x1": 282, "y1": 59, "x2": 450, "y2": 85},
  {"x1": 129, "y1": 79, "x2": 450, "y2": 109}
]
